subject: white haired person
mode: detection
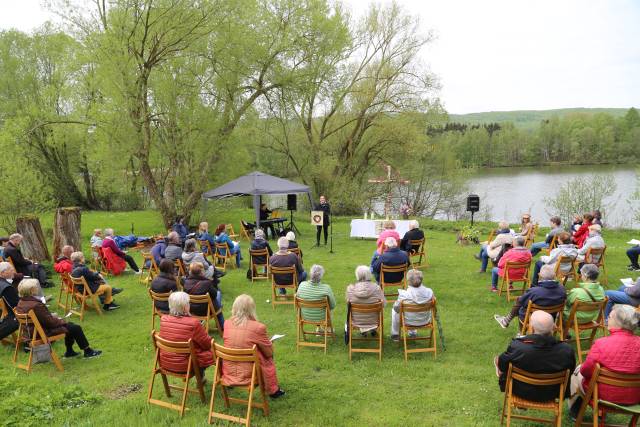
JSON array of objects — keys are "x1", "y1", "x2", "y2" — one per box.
[
  {"x1": 400, "y1": 220, "x2": 425, "y2": 253},
  {"x1": 101, "y1": 228, "x2": 141, "y2": 274},
  {"x1": 346, "y1": 265, "x2": 385, "y2": 336},
  {"x1": 158, "y1": 291, "x2": 214, "y2": 374},
  {"x1": 222, "y1": 294, "x2": 285, "y2": 399},
  {"x1": 296, "y1": 264, "x2": 336, "y2": 324},
  {"x1": 286, "y1": 231, "x2": 303, "y2": 262},
  {"x1": 568, "y1": 304, "x2": 640, "y2": 418},
  {"x1": 90, "y1": 229, "x2": 103, "y2": 260},
  {"x1": 371, "y1": 237, "x2": 408, "y2": 283},
  {"x1": 3, "y1": 233, "x2": 53, "y2": 287},
  {"x1": 0, "y1": 262, "x2": 19, "y2": 341},
  {"x1": 16, "y1": 279, "x2": 101, "y2": 358},
  {"x1": 475, "y1": 221, "x2": 513, "y2": 273},
  {"x1": 390, "y1": 269, "x2": 434, "y2": 341},
  {"x1": 269, "y1": 236, "x2": 306, "y2": 296}
]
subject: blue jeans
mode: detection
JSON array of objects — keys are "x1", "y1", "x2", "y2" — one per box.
[
  {"x1": 479, "y1": 245, "x2": 489, "y2": 272},
  {"x1": 215, "y1": 290, "x2": 225, "y2": 329},
  {"x1": 530, "y1": 241, "x2": 548, "y2": 257},
  {"x1": 604, "y1": 286, "x2": 632, "y2": 320},
  {"x1": 627, "y1": 246, "x2": 640, "y2": 268},
  {"x1": 230, "y1": 244, "x2": 242, "y2": 267},
  {"x1": 491, "y1": 267, "x2": 500, "y2": 287},
  {"x1": 531, "y1": 260, "x2": 544, "y2": 286}
]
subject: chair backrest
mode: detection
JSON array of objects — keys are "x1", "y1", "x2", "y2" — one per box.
[
  {"x1": 399, "y1": 298, "x2": 437, "y2": 325},
  {"x1": 507, "y1": 364, "x2": 569, "y2": 396},
  {"x1": 585, "y1": 246, "x2": 606, "y2": 266},
  {"x1": 521, "y1": 300, "x2": 564, "y2": 335},
  {"x1": 503, "y1": 261, "x2": 530, "y2": 280},
  {"x1": 212, "y1": 342, "x2": 260, "y2": 366},
  {"x1": 215, "y1": 241, "x2": 231, "y2": 256},
  {"x1": 60, "y1": 272, "x2": 74, "y2": 292},
  {"x1": 555, "y1": 255, "x2": 576, "y2": 272},
  {"x1": 593, "y1": 363, "x2": 640, "y2": 389},
  {"x1": 174, "y1": 259, "x2": 186, "y2": 276},
  {"x1": 149, "y1": 289, "x2": 171, "y2": 306},
  {"x1": 349, "y1": 301, "x2": 383, "y2": 327},
  {"x1": 288, "y1": 247, "x2": 301, "y2": 257},
  {"x1": 380, "y1": 263, "x2": 408, "y2": 285},
  {"x1": 188, "y1": 293, "x2": 215, "y2": 315},
  {"x1": 15, "y1": 309, "x2": 50, "y2": 344},
  {"x1": 566, "y1": 298, "x2": 607, "y2": 325},
  {"x1": 0, "y1": 297, "x2": 11, "y2": 319},
  {"x1": 151, "y1": 330, "x2": 200, "y2": 374},
  {"x1": 142, "y1": 252, "x2": 159, "y2": 271},
  {"x1": 408, "y1": 238, "x2": 424, "y2": 254},
  {"x1": 70, "y1": 275, "x2": 94, "y2": 296},
  {"x1": 295, "y1": 296, "x2": 330, "y2": 321},
  {"x1": 271, "y1": 265, "x2": 298, "y2": 286},
  {"x1": 199, "y1": 239, "x2": 213, "y2": 254},
  {"x1": 249, "y1": 248, "x2": 269, "y2": 265},
  {"x1": 548, "y1": 234, "x2": 558, "y2": 252}
]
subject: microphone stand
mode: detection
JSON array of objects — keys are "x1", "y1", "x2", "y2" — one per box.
[{"x1": 329, "y1": 218, "x2": 334, "y2": 254}]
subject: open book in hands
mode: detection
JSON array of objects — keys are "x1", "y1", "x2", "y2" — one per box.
[
  {"x1": 621, "y1": 278, "x2": 636, "y2": 287},
  {"x1": 270, "y1": 334, "x2": 285, "y2": 342},
  {"x1": 627, "y1": 239, "x2": 640, "y2": 245}
]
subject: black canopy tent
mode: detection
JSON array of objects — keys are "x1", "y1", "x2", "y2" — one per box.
[{"x1": 201, "y1": 171, "x2": 312, "y2": 230}]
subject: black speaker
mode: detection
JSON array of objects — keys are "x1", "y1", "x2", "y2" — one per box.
[
  {"x1": 466, "y1": 194, "x2": 480, "y2": 212},
  {"x1": 287, "y1": 194, "x2": 297, "y2": 211}
]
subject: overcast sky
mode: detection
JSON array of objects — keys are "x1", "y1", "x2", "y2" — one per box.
[{"x1": 2, "y1": 0, "x2": 639, "y2": 114}]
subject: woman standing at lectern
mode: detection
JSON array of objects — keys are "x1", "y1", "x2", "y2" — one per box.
[{"x1": 315, "y1": 195, "x2": 331, "y2": 246}]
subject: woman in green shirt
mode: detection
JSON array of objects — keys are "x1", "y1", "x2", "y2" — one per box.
[{"x1": 296, "y1": 264, "x2": 336, "y2": 323}]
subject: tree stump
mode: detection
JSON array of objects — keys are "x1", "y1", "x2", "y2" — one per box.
[
  {"x1": 15, "y1": 215, "x2": 50, "y2": 262},
  {"x1": 52, "y1": 207, "x2": 82, "y2": 259}
]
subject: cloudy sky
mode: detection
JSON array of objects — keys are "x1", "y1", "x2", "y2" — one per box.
[{"x1": 2, "y1": 0, "x2": 639, "y2": 114}]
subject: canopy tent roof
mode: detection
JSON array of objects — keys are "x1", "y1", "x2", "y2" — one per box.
[{"x1": 202, "y1": 171, "x2": 310, "y2": 200}]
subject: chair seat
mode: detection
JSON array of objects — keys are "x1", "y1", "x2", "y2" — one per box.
[
  {"x1": 598, "y1": 400, "x2": 640, "y2": 414},
  {"x1": 511, "y1": 395, "x2": 559, "y2": 410}
]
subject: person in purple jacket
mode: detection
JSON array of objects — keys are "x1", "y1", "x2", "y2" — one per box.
[{"x1": 102, "y1": 228, "x2": 140, "y2": 274}]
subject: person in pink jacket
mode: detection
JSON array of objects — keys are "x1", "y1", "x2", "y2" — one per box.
[
  {"x1": 370, "y1": 221, "x2": 401, "y2": 267},
  {"x1": 490, "y1": 236, "x2": 532, "y2": 292}
]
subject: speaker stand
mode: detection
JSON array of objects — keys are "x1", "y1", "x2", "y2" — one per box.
[{"x1": 286, "y1": 210, "x2": 301, "y2": 236}]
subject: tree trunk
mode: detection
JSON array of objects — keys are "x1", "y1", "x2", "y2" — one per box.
[
  {"x1": 52, "y1": 207, "x2": 82, "y2": 259},
  {"x1": 15, "y1": 216, "x2": 50, "y2": 262}
]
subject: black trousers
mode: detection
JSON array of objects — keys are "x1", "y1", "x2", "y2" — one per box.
[
  {"x1": 316, "y1": 224, "x2": 329, "y2": 244},
  {"x1": 123, "y1": 254, "x2": 139, "y2": 272},
  {"x1": 65, "y1": 322, "x2": 90, "y2": 351}
]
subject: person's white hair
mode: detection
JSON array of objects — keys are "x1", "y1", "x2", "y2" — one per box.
[
  {"x1": 498, "y1": 221, "x2": 509, "y2": 229},
  {"x1": 286, "y1": 231, "x2": 296, "y2": 241},
  {"x1": 104, "y1": 228, "x2": 114, "y2": 237},
  {"x1": 407, "y1": 269, "x2": 423, "y2": 287},
  {"x1": 70, "y1": 251, "x2": 85, "y2": 263},
  {"x1": 355, "y1": 265, "x2": 372, "y2": 282},
  {"x1": 254, "y1": 229, "x2": 265, "y2": 239},
  {"x1": 514, "y1": 236, "x2": 525, "y2": 247},
  {"x1": 277, "y1": 236, "x2": 289, "y2": 250},
  {"x1": 530, "y1": 310, "x2": 554, "y2": 336},
  {"x1": 609, "y1": 304, "x2": 639, "y2": 331},
  {"x1": 18, "y1": 278, "x2": 40, "y2": 298},
  {"x1": 168, "y1": 291, "x2": 190, "y2": 316},
  {"x1": 409, "y1": 220, "x2": 419, "y2": 230},
  {"x1": 589, "y1": 224, "x2": 602, "y2": 233},
  {"x1": 232, "y1": 294, "x2": 258, "y2": 326},
  {"x1": 167, "y1": 231, "x2": 180, "y2": 244},
  {"x1": 385, "y1": 236, "x2": 397, "y2": 248},
  {"x1": 580, "y1": 263, "x2": 599, "y2": 281},
  {"x1": 309, "y1": 264, "x2": 325, "y2": 283},
  {"x1": 0, "y1": 261, "x2": 14, "y2": 274},
  {"x1": 9, "y1": 233, "x2": 22, "y2": 241},
  {"x1": 539, "y1": 265, "x2": 556, "y2": 281}
]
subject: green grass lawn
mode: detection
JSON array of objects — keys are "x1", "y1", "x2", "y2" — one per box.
[{"x1": 0, "y1": 209, "x2": 635, "y2": 426}]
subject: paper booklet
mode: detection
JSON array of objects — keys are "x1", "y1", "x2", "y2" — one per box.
[
  {"x1": 627, "y1": 239, "x2": 640, "y2": 245},
  {"x1": 270, "y1": 334, "x2": 285, "y2": 342},
  {"x1": 621, "y1": 278, "x2": 635, "y2": 287}
]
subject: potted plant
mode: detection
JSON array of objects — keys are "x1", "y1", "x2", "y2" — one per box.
[{"x1": 457, "y1": 225, "x2": 480, "y2": 245}]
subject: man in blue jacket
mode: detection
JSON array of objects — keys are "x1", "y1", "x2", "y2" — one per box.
[
  {"x1": 372, "y1": 237, "x2": 409, "y2": 282},
  {"x1": 493, "y1": 264, "x2": 566, "y2": 328}
]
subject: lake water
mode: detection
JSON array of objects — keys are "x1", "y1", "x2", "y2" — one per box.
[{"x1": 468, "y1": 165, "x2": 639, "y2": 229}]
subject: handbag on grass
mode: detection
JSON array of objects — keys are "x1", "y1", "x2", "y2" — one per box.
[{"x1": 32, "y1": 343, "x2": 52, "y2": 364}]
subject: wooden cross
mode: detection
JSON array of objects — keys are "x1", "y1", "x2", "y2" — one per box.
[{"x1": 367, "y1": 164, "x2": 410, "y2": 219}]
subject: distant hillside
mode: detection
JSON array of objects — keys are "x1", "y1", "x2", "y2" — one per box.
[{"x1": 449, "y1": 108, "x2": 632, "y2": 130}]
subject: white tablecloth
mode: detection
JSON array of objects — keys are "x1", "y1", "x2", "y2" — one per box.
[{"x1": 350, "y1": 219, "x2": 412, "y2": 239}]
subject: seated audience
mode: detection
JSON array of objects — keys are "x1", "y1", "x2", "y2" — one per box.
[
  {"x1": 54, "y1": 245, "x2": 74, "y2": 274},
  {"x1": 568, "y1": 304, "x2": 640, "y2": 417},
  {"x1": 530, "y1": 216, "x2": 564, "y2": 256},
  {"x1": 16, "y1": 279, "x2": 102, "y2": 358},
  {"x1": 592, "y1": 209, "x2": 603, "y2": 226},
  {"x1": 163, "y1": 232, "x2": 183, "y2": 261},
  {"x1": 214, "y1": 223, "x2": 242, "y2": 268},
  {"x1": 102, "y1": 228, "x2": 141, "y2": 274},
  {"x1": 346, "y1": 265, "x2": 386, "y2": 335},
  {"x1": 182, "y1": 262, "x2": 224, "y2": 328},
  {"x1": 171, "y1": 216, "x2": 188, "y2": 243},
  {"x1": 158, "y1": 291, "x2": 214, "y2": 375},
  {"x1": 576, "y1": 224, "x2": 605, "y2": 264},
  {"x1": 531, "y1": 232, "x2": 577, "y2": 286},
  {"x1": 571, "y1": 214, "x2": 583, "y2": 234},
  {"x1": 90, "y1": 229, "x2": 103, "y2": 253},
  {"x1": 494, "y1": 265, "x2": 566, "y2": 328},
  {"x1": 400, "y1": 220, "x2": 425, "y2": 253},
  {"x1": 563, "y1": 264, "x2": 605, "y2": 326},
  {"x1": 572, "y1": 213, "x2": 593, "y2": 248},
  {"x1": 490, "y1": 236, "x2": 532, "y2": 292},
  {"x1": 197, "y1": 222, "x2": 216, "y2": 254},
  {"x1": 150, "y1": 259, "x2": 179, "y2": 312},
  {"x1": 0, "y1": 262, "x2": 19, "y2": 341},
  {"x1": 182, "y1": 238, "x2": 215, "y2": 279},
  {"x1": 372, "y1": 237, "x2": 409, "y2": 283},
  {"x1": 390, "y1": 269, "x2": 434, "y2": 341},
  {"x1": 0, "y1": 236, "x2": 8, "y2": 259},
  {"x1": 626, "y1": 243, "x2": 640, "y2": 272},
  {"x1": 475, "y1": 221, "x2": 513, "y2": 273},
  {"x1": 296, "y1": 264, "x2": 336, "y2": 324},
  {"x1": 495, "y1": 310, "x2": 575, "y2": 402},
  {"x1": 286, "y1": 231, "x2": 302, "y2": 262},
  {"x1": 270, "y1": 237, "x2": 306, "y2": 295},
  {"x1": 373, "y1": 221, "x2": 401, "y2": 261},
  {"x1": 222, "y1": 294, "x2": 285, "y2": 398},
  {"x1": 251, "y1": 229, "x2": 273, "y2": 256},
  {"x1": 516, "y1": 213, "x2": 533, "y2": 237},
  {"x1": 71, "y1": 251, "x2": 122, "y2": 311},
  {"x1": 150, "y1": 235, "x2": 167, "y2": 266},
  {"x1": 4, "y1": 233, "x2": 52, "y2": 287},
  {"x1": 604, "y1": 277, "x2": 640, "y2": 320}
]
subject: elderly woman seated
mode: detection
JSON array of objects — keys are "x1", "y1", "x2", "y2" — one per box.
[
  {"x1": 16, "y1": 279, "x2": 101, "y2": 358},
  {"x1": 158, "y1": 291, "x2": 214, "y2": 375},
  {"x1": 150, "y1": 259, "x2": 179, "y2": 312},
  {"x1": 183, "y1": 262, "x2": 224, "y2": 329},
  {"x1": 390, "y1": 269, "x2": 434, "y2": 341},
  {"x1": 223, "y1": 294, "x2": 285, "y2": 399},
  {"x1": 569, "y1": 304, "x2": 640, "y2": 417},
  {"x1": 346, "y1": 265, "x2": 385, "y2": 336},
  {"x1": 563, "y1": 264, "x2": 605, "y2": 329},
  {"x1": 475, "y1": 220, "x2": 513, "y2": 273},
  {"x1": 296, "y1": 264, "x2": 336, "y2": 325},
  {"x1": 182, "y1": 238, "x2": 215, "y2": 279}
]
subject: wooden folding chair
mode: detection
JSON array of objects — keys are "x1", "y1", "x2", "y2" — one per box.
[
  {"x1": 12, "y1": 308, "x2": 65, "y2": 373},
  {"x1": 57, "y1": 272, "x2": 74, "y2": 312},
  {"x1": 147, "y1": 331, "x2": 207, "y2": 417},
  {"x1": 239, "y1": 221, "x2": 254, "y2": 242},
  {"x1": 208, "y1": 343, "x2": 270, "y2": 426},
  {"x1": 226, "y1": 224, "x2": 239, "y2": 240},
  {"x1": 249, "y1": 248, "x2": 269, "y2": 282},
  {"x1": 90, "y1": 248, "x2": 107, "y2": 275},
  {"x1": 4, "y1": 256, "x2": 15, "y2": 269},
  {"x1": 380, "y1": 263, "x2": 408, "y2": 303},
  {"x1": 149, "y1": 289, "x2": 171, "y2": 330},
  {"x1": 498, "y1": 261, "x2": 531, "y2": 302},
  {"x1": 0, "y1": 298, "x2": 17, "y2": 345},
  {"x1": 554, "y1": 255, "x2": 578, "y2": 285},
  {"x1": 200, "y1": 240, "x2": 215, "y2": 264},
  {"x1": 399, "y1": 298, "x2": 437, "y2": 361},
  {"x1": 408, "y1": 238, "x2": 427, "y2": 269},
  {"x1": 519, "y1": 301, "x2": 564, "y2": 338},
  {"x1": 348, "y1": 301, "x2": 384, "y2": 361},
  {"x1": 270, "y1": 265, "x2": 298, "y2": 308},
  {"x1": 500, "y1": 364, "x2": 569, "y2": 426},
  {"x1": 565, "y1": 298, "x2": 608, "y2": 364},
  {"x1": 174, "y1": 258, "x2": 186, "y2": 277},
  {"x1": 584, "y1": 246, "x2": 607, "y2": 286},
  {"x1": 288, "y1": 247, "x2": 302, "y2": 260},
  {"x1": 140, "y1": 252, "x2": 159, "y2": 284},
  {"x1": 295, "y1": 296, "x2": 334, "y2": 354},
  {"x1": 545, "y1": 234, "x2": 558, "y2": 255},
  {"x1": 214, "y1": 242, "x2": 236, "y2": 271},
  {"x1": 69, "y1": 276, "x2": 104, "y2": 321},
  {"x1": 188, "y1": 293, "x2": 223, "y2": 334},
  {"x1": 575, "y1": 363, "x2": 640, "y2": 427},
  {"x1": 96, "y1": 247, "x2": 111, "y2": 276}
]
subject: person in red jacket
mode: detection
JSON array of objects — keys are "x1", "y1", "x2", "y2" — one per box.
[
  {"x1": 53, "y1": 245, "x2": 74, "y2": 274},
  {"x1": 490, "y1": 236, "x2": 532, "y2": 292},
  {"x1": 101, "y1": 228, "x2": 141, "y2": 274},
  {"x1": 572, "y1": 212, "x2": 593, "y2": 248},
  {"x1": 569, "y1": 304, "x2": 640, "y2": 417},
  {"x1": 158, "y1": 291, "x2": 214, "y2": 374}
]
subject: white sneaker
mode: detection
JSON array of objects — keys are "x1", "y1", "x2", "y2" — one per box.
[
  {"x1": 134, "y1": 270, "x2": 142, "y2": 275},
  {"x1": 494, "y1": 314, "x2": 509, "y2": 329}
]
